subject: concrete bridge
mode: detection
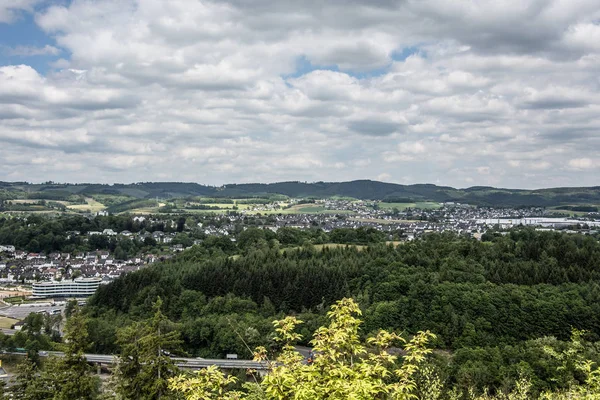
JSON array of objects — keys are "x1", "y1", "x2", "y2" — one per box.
[{"x1": 4, "y1": 351, "x2": 271, "y2": 372}]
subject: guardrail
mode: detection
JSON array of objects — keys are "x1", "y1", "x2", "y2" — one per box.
[{"x1": 4, "y1": 351, "x2": 271, "y2": 371}]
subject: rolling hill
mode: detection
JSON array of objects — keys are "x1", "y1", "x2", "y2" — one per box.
[{"x1": 1, "y1": 180, "x2": 600, "y2": 207}]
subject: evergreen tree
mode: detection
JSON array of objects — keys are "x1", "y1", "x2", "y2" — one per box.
[
  {"x1": 10, "y1": 357, "x2": 53, "y2": 400},
  {"x1": 114, "y1": 297, "x2": 183, "y2": 399},
  {"x1": 51, "y1": 308, "x2": 100, "y2": 399}
]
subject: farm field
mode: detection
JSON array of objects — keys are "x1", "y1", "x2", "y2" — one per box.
[
  {"x1": 67, "y1": 197, "x2": 106, "y2": 212},
  {"x1": 159, "y1": 203, "x2": 354, "y2": 215},
  {"x1": 194, "y1": 203, "x2": 253, "y2": 210},
  {"x1": 549, "y1": 205, "x2": 600, "y2": 216},
  {"x1": 128, "y1": 207, "x2": 161, "y2": 214}
]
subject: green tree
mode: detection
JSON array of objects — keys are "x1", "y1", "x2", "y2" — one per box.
[
  {"x1": 65, "y1": 299, "x2": 79, "y2": 319},
  {"x1": 114, "y1": 297, "x2": 182, "y2": 399},
  {"x1": 170, "y1": 298, "x2": 436, "y2": 399},
  {"x1": 10, "y1": 357, "x2": 52, "y2": 399},
  {"x1": 50, "y1": 307, "x2": 100, "y2": 399}
]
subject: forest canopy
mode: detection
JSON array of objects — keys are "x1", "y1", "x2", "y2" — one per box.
[{"x1": 82, "y1": 229, "x2": 600, "y2": 394}]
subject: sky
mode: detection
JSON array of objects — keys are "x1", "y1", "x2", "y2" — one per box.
[{"x1": 1, "y1": 0, "x2": 600, "y2": 188}]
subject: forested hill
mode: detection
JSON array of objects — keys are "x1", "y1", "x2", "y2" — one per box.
[
  {"x1": 85, "y1": 229, "x2": 600, "y2": 394},
  {"x1": 2, "y1": 180, "x2": 600, "y2": 206}
]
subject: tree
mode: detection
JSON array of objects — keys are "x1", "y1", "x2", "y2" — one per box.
[
  {"x1": 10, "y1": 357, "x2": 54, "y2": 400},
  {"x1": 169, "y1": 299, "x2": 600, "y2": 400},
  {"x1": 114, "y1": 297, "x2": 182, "y2": 399},
  {"x1": 50, "y1": 307, "x2": 100, "y2": 399},
  {"x1": 20, "y1": 312, "x2": 52, "y2": 364},
  {"x1": 64, "y1": 299, "x2": 78, "y2": 319},
  {"x1": 170, "y1": 298, "x2": 436, "y2": 399}
]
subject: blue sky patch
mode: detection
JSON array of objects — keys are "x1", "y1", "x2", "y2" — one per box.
[{"x1": 0, "y1": 7, "x2": 62, "y2": 74}]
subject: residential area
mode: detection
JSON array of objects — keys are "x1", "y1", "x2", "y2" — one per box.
[{"x1": 1, "y1": 201, "x2": 598, "y2": 289}]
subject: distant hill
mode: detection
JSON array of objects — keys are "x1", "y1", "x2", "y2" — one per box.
[{"x1": 1, "y1": 180, "x2": 600, "y2": 207}]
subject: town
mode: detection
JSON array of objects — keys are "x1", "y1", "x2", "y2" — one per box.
[{"x1": 1, "y1": 199, "x2": 598, "y2": 289}]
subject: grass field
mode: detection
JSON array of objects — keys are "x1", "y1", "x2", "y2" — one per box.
[
  {"x1": 157, "y1": 203, "x2": 354, "y2": 215},
  {"x1": 195, "y1": 203, "x2": 253, "y2": 210},
  {"x1": 549, "y1": 205, "x2": 600, "y2": 217},
  {"x1": 128, "y1": 207, "x2": 160, "y2": 214},
  {"x1": 67, "y1": 197, "x2": 106, "y2": 212},
  {"x1": 377, "y1": 202, "x2": 441, "y2": 210},
  {"x1": 3, "y1": 296, "x2": 26, "y2": 304},
  {"x1": 0, "y1": 316, "x2": 19, "y2": 329}
]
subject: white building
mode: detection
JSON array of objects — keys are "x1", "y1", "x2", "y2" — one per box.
[
  {"x1": 32, "y1": 277, "x2": 102, "y2": 298},
  {"x1": 476, "y1": 218, "x2": 600, "y2": 228},
  {"x1": 0, "y1": 245, "x2": 15, "y2": 253}
]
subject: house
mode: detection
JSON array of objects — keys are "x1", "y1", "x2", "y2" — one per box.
[
  {"x1": 102, "y1": 229, "x2": 117, "y2": 236},
  {"x1": 0, "y1": 245, "x2": 15, "y2": 253},
  {"x1": 13, "y1": 320, "x2": 26, "y2": 331},
  {"x1": 27, "y1": 253, "x2": 44, "y2": 261},
  {"x1": 152, "y1": 231, "x2": 165, "y2": 240}
]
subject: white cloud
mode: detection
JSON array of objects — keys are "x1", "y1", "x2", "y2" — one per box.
[
  {"x1": 377, "y1": 173, "x2": 391, "y2": 182},
  {"x1": 477, "y1": 166, "x2": 491, "y2": 175},
  {"x1": 0, "y1": 0, "x2": 599, "y2": 187},
  {"x1": 568, "y1": 158, "x2": 598, "y2": 170},
  {"x1": 5, "y1": 44, "x2": 60, "y2": 56},
  {"x1": 0, "y1": 0, "x2": 39, "y2": 23}
]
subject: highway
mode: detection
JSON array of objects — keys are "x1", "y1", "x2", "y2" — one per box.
[
  {"x1": 84, "y1": 353, "x2": 269, "y2": 370},
  {"x1": 6, "y1": 351, "x2": 270, "y2": 371}
]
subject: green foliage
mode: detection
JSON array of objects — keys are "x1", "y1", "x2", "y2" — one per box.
[
  {"x1": 170, "y1": 298, "x2": 437, "y2": 400},
  {"x1": 113, "y1": 297, "x2": 183, "y2": 400},
  {"x1": 4, "y1": 180, "x2": 600, "y2": 206},
  {"x1": 10, "y1": 357, "x2": 55, "y2": 400},
  {"x1": 50, "y1": 308, "x2": 101, "y2": 399},
  {"x1": 9, "y1": 308, "x2": 100, "y2": 399},
  {"x1": 83, "y1": 229, "x2": 600, "y2": 395}
]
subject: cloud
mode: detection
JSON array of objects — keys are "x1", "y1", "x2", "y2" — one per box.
[
  {"x1": 568, "y1": 158, "x2": 598, "y2": 170},
  {"x1": 348, "y1": 119, "x2": 401, "y2": 136},
  {"x1": 0, "y1": 0, "x2": 599, "y2": 188},
  {"x1": 0, "y1": 0, "x2": 39, "y2": 23},
  {"x1": 5, "y1": 44, "x2": 61, "y2": 56}
]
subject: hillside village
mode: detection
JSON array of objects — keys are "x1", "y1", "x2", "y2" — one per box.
[{"x1": 1, "y1": 202, "x2": 599, "y2": 285}]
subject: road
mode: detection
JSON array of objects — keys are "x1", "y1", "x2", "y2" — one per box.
[
  {"x1": 84, "y1": 353, "x2": 269, "y2": 370},
  {"x1": 6, "y1": 351, "x2": 270, "y2": 371}
]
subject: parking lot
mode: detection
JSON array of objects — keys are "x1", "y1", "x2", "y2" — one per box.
[{"x1": 0, "y1": 303, "x2": 66, "y2": 320}]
